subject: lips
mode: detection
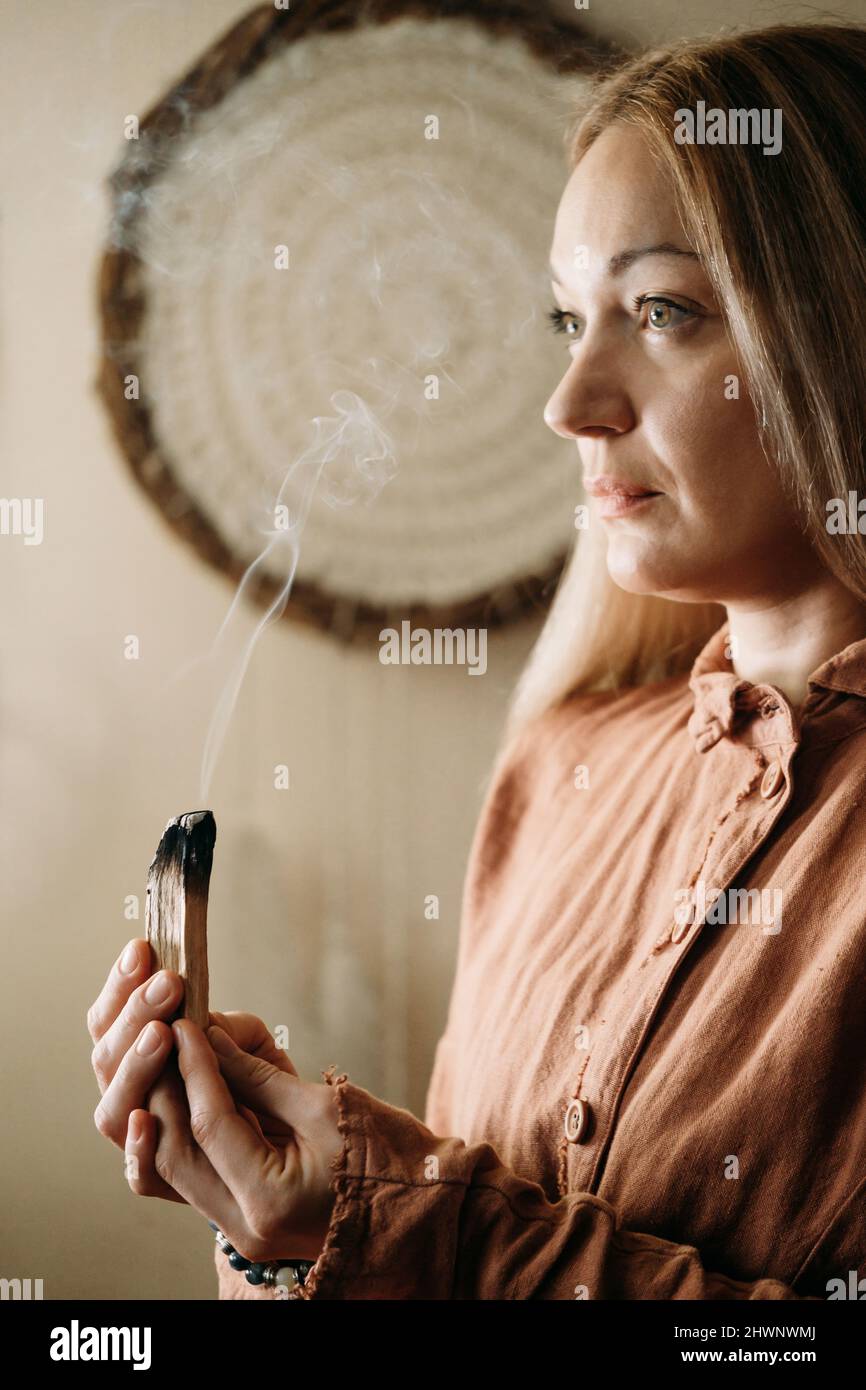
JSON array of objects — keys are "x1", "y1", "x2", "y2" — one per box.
[
  {"x1": 583, "y1": 475, "x2": 663, "y2": 519},
  {"x1": 583, "y1": 476, "x2": 661, "y2": 499}
]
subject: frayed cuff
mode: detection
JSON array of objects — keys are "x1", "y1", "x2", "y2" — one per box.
[{"x1": 289, "y1": 1067, "x2": 370, "y2": 1300}]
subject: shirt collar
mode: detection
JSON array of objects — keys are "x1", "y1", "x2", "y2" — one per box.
[{"x1": 687, "y1": 621, "x2": 866, "y2": 753}]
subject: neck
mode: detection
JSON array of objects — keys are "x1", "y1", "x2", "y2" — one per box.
[{"x1": 726, "y1": 580, "x2": 866, "y2": 711}]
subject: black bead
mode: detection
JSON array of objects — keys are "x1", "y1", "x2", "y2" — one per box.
[
  {"x1": 245, "y1": 1265, "x2": 265, "y2": 1285},
  {"x1": 229, "y1": 1251, "x2": 252, "y2": 1271}
]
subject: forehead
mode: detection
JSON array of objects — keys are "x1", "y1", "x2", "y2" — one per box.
[{"x1": 550, "y1": 123, "x2": 690, "y2": 278}]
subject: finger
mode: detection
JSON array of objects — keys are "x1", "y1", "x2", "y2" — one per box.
[
  {"x1": 124, "y1": 1108, "x2": 187, "y2": 1204},
  {"x1": 206, "y1": 1025, "x2": 305, "y2": 1124},
  {"x1": 94, "y1": 1021, "x2": 174, "y2": 1148},
  {"x1": 91, "y1": 969, "x2": 185, "y2": 1096},
  {"x1": 172, "y1": 1020, "x2": 274, "y2": 1198},
  {"x1": 208, "y1": 1011, "x2": 298, "y2": 1076},
  {"x1": 147, "y1": 1055, "x2": 248, "y2": 1235},
  {"x1": 87, "y1": 938, "x2": 152, "y2": 1043},
  {"x1": 237, "y1": 1103, "x2": 266, "y2": 1142}
]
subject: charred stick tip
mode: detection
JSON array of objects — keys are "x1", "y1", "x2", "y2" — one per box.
[{"x1": 148, "y1": 809, "x2": 216, "y2": 896}]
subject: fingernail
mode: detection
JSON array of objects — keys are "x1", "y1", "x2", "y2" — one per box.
[
  {"x1": 144, "y1": 972, "x2": 175, "y2": 1006},
  {"x1": 128, "y1": 1113, "x2": 141, "y2": 1144},
  {"x1": 119, "y1": 942, "x2": 139, "y2": 975},
  {"x1": 207, "y1": 1025, "x2": 236, "y2": 1057},
  {"x1": 136, "y1": 1023, "x2": 163, "y2": 1056},
  {"x1": 172, "y1": 1021, "x2": 187, "y2": 1050}
]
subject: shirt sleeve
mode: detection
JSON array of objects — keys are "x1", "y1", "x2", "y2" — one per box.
[{"x1": 212, "y1": 1073, "x2": 821, "y2": 1301}]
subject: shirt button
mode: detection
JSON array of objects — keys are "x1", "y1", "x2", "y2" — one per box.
[
  {"x1": 760, "y1": 760, "x2": 784, "y2": 798},
  {"x1": 564, "y1": 1098, "x2": 590, "y2": 1143}
]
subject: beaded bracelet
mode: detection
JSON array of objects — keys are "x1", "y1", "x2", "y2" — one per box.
[{"x1": 208, "y1": 1221, "x2": 314, "y2": 1291}]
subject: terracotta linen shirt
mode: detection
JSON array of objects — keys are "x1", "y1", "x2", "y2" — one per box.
[{"x1": 216, "y1": 621, "x2": 866, "y2": 1300}]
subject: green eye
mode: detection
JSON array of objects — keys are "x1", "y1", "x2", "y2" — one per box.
[
  {"x1": 648, "y1": 302, "x2": 673, "y2": 328},
  {"x1": 634, "y1": 295, "x2": 694, "y2": 332}
]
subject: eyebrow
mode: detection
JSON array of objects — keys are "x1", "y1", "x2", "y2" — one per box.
[{"x1": 549, "y1": 243, "x2": 700, "y2": 284}]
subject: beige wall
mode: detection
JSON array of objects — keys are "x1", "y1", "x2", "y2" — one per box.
[{"x1": 2, "y1": 0, "x2": 862, "y2": 1301}]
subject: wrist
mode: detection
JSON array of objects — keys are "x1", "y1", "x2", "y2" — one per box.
[{"x1": 209, "y1": 1222, "x2": 315, "y2": 1292}]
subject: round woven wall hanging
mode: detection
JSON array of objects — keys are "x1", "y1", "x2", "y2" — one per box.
[{"x1": 97, "y1": 0, "x2": 604, "y2": 643}]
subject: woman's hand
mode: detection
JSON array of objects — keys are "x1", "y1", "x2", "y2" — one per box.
[
  {"x1": 88, "y1": 936, "x2": 189, "y2": 1201},
  {"x1": 88, "y1": 937, "x2": 344, "y2": 1261},
  {"x1": 131, "y1": 1019, "x2": 343, "y2": 1263}
]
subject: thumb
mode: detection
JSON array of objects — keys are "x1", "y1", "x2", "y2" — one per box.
[{"x1": 207, "y1": 1025, "x2": 300, "y2": 1123}]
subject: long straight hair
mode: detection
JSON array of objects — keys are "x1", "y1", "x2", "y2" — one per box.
[{"x1": 504, "y1": 22, "x2": 866, "y2": 745}]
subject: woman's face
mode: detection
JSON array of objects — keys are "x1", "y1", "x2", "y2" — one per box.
[{"x1": 544, "y1": 122, "x2": 822, "y2": 605}]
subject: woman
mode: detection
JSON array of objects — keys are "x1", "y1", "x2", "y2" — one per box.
[{"x1": 88, "y1": 21, "x2": 866, "y2": 1299}]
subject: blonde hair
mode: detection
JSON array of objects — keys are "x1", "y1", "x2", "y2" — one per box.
[{"x1": 505, "y1": 21, "x2": 866, "y2": 743}]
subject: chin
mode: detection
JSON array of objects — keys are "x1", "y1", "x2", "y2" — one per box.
[
  {"x1": 605, "y1": 545, "x2": 696, "y2": 599},
  {"x1": 605, "y1": 543, "x2": 661, "y2": 594},
  {"x1": 607, "y1": 557, "x2": 723, "y2": 606},
  {"x1": 608, "y1": 569, "x2": 657, "y2": 595}
]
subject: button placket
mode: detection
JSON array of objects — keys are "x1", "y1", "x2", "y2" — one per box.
[
  {"x1": 562, "y1": 1052, "x2": 593, "y2": 1154},
  {"x1": 578, "y1": 936, "x2": 703, "y2": 1195},
  {"x1": 656, "y1": 744, "x2": 793, "y2": 954},
  {"x1": 584, "y1": 697, "x2": 799, "y2": 1196}
]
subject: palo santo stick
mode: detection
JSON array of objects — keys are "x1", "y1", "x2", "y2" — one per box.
[{"x1": 145, "y1": 811, "x2": 216, "y2": 1030}]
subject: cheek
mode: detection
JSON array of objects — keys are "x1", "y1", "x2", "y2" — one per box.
[
  {"x1": 601, "y1": 343, "x2": 819, "y2": 603},
  {"x1": 645, "y1": 371, "x2": 780, "y2": 520}
]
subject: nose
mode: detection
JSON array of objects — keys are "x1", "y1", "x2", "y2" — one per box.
[{"x1": 543, "y1": 355, "x2": 635, "y2": 441}]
